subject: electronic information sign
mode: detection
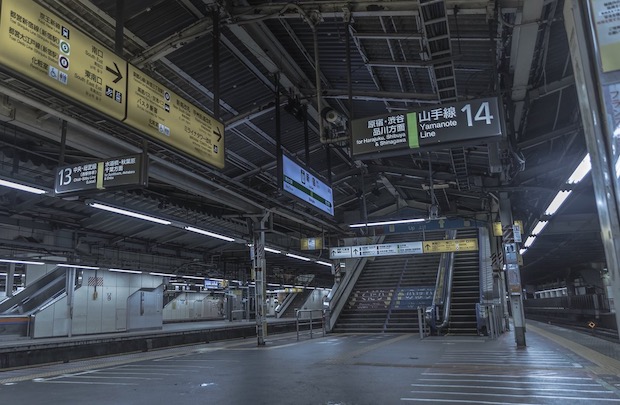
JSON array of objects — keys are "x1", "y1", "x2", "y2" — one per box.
[
  {"x1": 125, "y1": 66, "x2": 225, "y2": 169},
  {"x1": 55, "y1": 154, "x2": 146, "y2": 194},
  {"x1": 282, "y1": 154, "x2": 334, "y2": 216},
  {"x1": 351, "y1": 97, "x2": 502, "y2": 157},
  {"x1": 0, "y1": 0, "x2": 127, "y2": 120}
]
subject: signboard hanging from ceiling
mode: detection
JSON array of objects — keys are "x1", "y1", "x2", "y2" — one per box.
[
  {"x1": 0, "y1": 0, "x2": 127, "y2": 121},
  {"x1": 351, "y1": 97, "x2": 503, "y2": 157},
  {"x1": 54, "y1": 154, "x2": 147, "y2": 194},
  {"x1": 0, "y1": 0, "x2": 226, "y2": 170},
  {"x1": 281, "y1": 153, "x2": 334, "y2": 216}
]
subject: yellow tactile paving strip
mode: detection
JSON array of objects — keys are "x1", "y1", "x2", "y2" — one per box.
[{"x1": 528, "y1": 322, "x2": 620, "y2": 376}]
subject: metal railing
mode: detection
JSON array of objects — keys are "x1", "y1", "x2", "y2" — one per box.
[
  {"x1": 296, "y1": 309, "x2": 325, "y2": 340},
  {"x1": 479, "y1": 303, "x2": 503, "y2": 339}
]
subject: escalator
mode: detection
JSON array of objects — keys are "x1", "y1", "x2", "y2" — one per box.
[
  {"x1": 279, "y1": 289, "x2": 313, "y2": 318},
  {"x1": 0, "y1": 267, "x2": 67, "y2": 315},
  {"x1": 447, "y1": 229, "x2": 481, "y2": 335}
]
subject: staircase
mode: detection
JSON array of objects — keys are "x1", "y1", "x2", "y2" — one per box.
[
  {"x1": 334, "y1": 231, "x2": 444, "y2": 333},
  {"x1": 447, "y1": 229, "x2": 480, "y2": 335}
]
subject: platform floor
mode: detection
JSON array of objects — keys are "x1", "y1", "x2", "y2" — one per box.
[{"x1": 0, "y1": 320, "x2": 619, "y2": 404}]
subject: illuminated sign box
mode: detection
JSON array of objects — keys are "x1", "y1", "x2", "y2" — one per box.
[
  {"x1": 351, "y1": 97, "x2": 502, "y2": 157},
  {"x1": 281, "y1": 154, "x2": 334, "y2": 216},
  {"x1": 55, "y1": 154, "x2": 146, "y2": 194}
]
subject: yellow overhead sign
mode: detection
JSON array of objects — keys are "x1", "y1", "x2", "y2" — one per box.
[
  {"x1": 301, "y1": 237, "x2": 323, "y2": 250},
  {"x1": 0, "y1": 0, "x2": 226, "y2": 170},
  {"x1": 492, "y1": 220, "x2": 524, "y2": 237},
  {"x1": 0, "y1": 0, "x2": 127, "y2": 120},
  {"x1": 125, "y1": 66, "x2": 225, "y2": 169},
  {"x1": 422, "y1": 238, "x2": 478, "y2": 253}
]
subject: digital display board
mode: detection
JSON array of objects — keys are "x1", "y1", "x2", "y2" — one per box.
[
  {"x1": 281, "y1": 154, "x2": 334, "y2": 216},
  {"x1": 351, "y1": 97, "x2": 502, "y2": 157},
  {"x1": 55, "y1": 154, "x2": 146, "y2": 194},
  {"x1": 0, "y1": 0, "x2": 127, "y2": 120},
  {"x1": 125, "y1": 66, "x2": 225, "y2": 169}
]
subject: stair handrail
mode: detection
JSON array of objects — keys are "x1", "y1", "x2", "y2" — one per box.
[
  {"x1": 324, "y1": 256, "x2": 367, "y2": 332},
  {"x1": 275, "y1": 290, "x2": 298, "y2": 318},
  {"x1": 425, "y1": 229, "x2": 457, "y2": 331}
]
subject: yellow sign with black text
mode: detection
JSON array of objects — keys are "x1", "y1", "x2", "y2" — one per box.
[
  {"x1": 0, "y1": 0, "x2": 226, "y2": 170},
  {"x1": 0, "y1": 0, "x2": 127, "y2": 120},
  {"x1": 125, "y1": 66, "x2": 225, "y2": 169},
  {"x1": 422, "y1": 238, "x2": 478, "y2": 253}
]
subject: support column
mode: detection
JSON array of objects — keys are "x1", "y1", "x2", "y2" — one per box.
[
  {"x1": 499, "y1": 192, "x2": 526, "y2": 347},
  {"x1": 565, "y1": 0, "x2": 620, "y2": 340},
  {"x1": 65, "y1": 266, "x2": 76, "y2": 337},
  {"x1": 252, "y1": 212, "x2": 269, "y2": 346},
  {"x1": 6, "y1": 262, "x2": 15, "y2": 297}
]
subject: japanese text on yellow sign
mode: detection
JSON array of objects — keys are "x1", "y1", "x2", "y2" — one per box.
[{"x1": 422, "y1": 238, "x2": 478, "y2": 253}]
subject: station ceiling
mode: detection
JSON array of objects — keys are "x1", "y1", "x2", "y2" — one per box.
[{"x1": 0, "y1": 0, "x2": 604, "y2": 287}]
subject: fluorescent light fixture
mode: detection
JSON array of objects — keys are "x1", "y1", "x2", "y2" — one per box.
[
  {"x1": 184, "y1": 226, "x2": 235, "y2": 242},
  {"x1": 265, "y1": 247, "x2": 282, "y2": 254},
  {"x1": 0, "y1": 258, "x2": 45, "y2": 265},
  {"x1": 181, "y1": 275, "x2": 205, "y2": 280},
  {"x1": 524, "y1": 236, "x2": 536, "y2": 248},
  {"x1": 109, "y1": 268, "x2": 142, "y2": 274},
  {"x1": 567, "y1": 154, "x2": 591, "y2": 184},
  {"x1": 285, "y1": 253, "x2": 311, "y2": 261},
  {"x1": 268, "y1": 283, "x2": 281, "y2": 287},
  {"x1": 316, "y1": 260, "x2": 332, "y2": 267},
  {"x1": 149, "y1": 272, "x2": 175, "y2": 277},
  {"x1": 283, "y1": 284, "x2": 294, "y2": 288},
  {"x1": 531, "y1": 220, "x2": 548, "y2": 236},
  {"x1": 0, "y1": 178, "x2": 47, "y2": 194},
  {"x1": 350, "y1": 218, "x2": 426, "y2": 228},
  {"x1": 544, "y1": 190, "x2": 572, "y2": 216},
  {"x1": 520, "y1": 248, "x2": 527, "y2": 255},
  {"x1": 89, "y1": 202, "x2": 172, "y2": 225},
  {"x1": 58, "y1": 263, "x2": 100, "y2": 270}
]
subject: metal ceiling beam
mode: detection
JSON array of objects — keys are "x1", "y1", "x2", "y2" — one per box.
[
  {"x1": 229, "y1": 1, "x2": 518, "y2": 20},
  {"x1": 509, "y1": 0, "x2": 546, "y2": 137}
]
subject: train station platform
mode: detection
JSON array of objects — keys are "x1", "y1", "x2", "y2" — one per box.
[{"x1": 0, "y1": 319, "x2": 618, "y2": 404}]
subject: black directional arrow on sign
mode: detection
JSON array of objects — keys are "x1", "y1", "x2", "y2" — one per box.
[
  {"x1": 213, "y1": 127, "x2": 222, "y2": 142},
  {"x1": 106, "y1": 62, "x2": 123, "y2": 84}
]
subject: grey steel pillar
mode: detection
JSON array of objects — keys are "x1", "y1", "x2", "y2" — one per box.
[
  {"x1": 564, "y1": 0, "x2": 620, "y2": 340},
  {"x1": 499, "y1": 192, "x2": 526, "y2": 347},
  {"x1": 6, "y1": 262, "x2": 15, "y2": 297},
  {"x1": 65, "y1": 266, "x2": 76, "y2": 337},
  {"x1": 252, "y1": 212, "x2": 269, "y2": 346}
]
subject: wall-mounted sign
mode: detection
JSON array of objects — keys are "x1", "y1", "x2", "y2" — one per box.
[
  {"x1": 281, "y1": 154, "x2": 334, "y2": 216},
  {"x1": 351, "y1": 97, "x2": 502, "y2": 157},
  {"x1": 0, "y1": 0, "x2": 226, "y2": 170},
  {"x1": 590, "y1": 0, "x2": 620, "y2": 72},
  {"x1": 422, "y1": 238, "x2": 478, "y2": 253},
  {"x1": 0, "y1": 0, "x2": 127, "y2": 120},
  {"x1": 125, "y1": 66, "x2": 225, "y2": 169},
  {"x1": 331, "y1": 238, "x2": 478, "y2": 259},
  {"x1": 55, "y1": 154, "x2": 146, "y2": 194},
  {"x1": 301, "y1": 237, "x2": 323, "y2": 250},
  {"x1": 492, "y1": 220, "x2": 524, "y2": 237},
  {"x1": 329, "y1": 241, "x2": 423, "y2": 259}
]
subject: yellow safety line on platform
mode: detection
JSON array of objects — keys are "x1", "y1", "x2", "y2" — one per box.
[{"x1": 527, "y1": 322, "x2": 620, "y2": 376}]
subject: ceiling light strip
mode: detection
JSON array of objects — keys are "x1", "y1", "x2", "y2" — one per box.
[
  {"x1": 89, "y1": 202, "x2": 172, "y2": 225},
  {"x1": 184, "y1": 226, "x2": 235, "y2": 242},
  {"x1": 0, "y1": 178, "x2": 47, "y2": 194},
  {"x1": 0, "y1": 258, "x2": 45, "y2": 265}
]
